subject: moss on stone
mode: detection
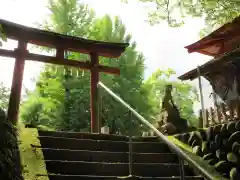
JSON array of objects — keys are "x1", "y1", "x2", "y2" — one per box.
[
  {"x1": 198, "y1": 129, "x2": 207, "y2": 141},
  {"x1": 232, "y1": 142, "x2": 240, "y2": 153},
  {"x1": 182, "y1": 133, "x2": 190, "y2": 143},
  {"x1": 192, "y1": 146, "x2": 203, "y2": 157},
  {"x1": 18, "y1": 123, "x2": 49, "y2": 180},
  {"x1": 213, "y1": 125, "x2": 222, "y2": 135},
  {"x1": 206, "y1": 126, "x2": 214, "y2": 141},
  {"x1": 168, "y1": 136, "x2": 227, "y2": 180},
  {"x1": 228, "y1": 131, "x2": 240, "y2": 146},
  {"x1": 201, "y1": 141, "x2": 209, "y2": 155},
  {"x1": 191, "y1": 140, "x2": 198, "y2": 147},
  {"x1": 227, "y1": 122, "x2": 236, "y2": 134},
  {"x1": 235, "y1": 121, "x2": 240, "y2": 131},
  {"x1": 188, "y1": 131, "x2": 201, "y2": 147},
  {"x1": 215, "y1": 161, "x2": 233, "y2": 174},
  {"x1": 203, "y1": 153, "x2": 215, "y2": 161},
  {"x1": 207, "y1": 158, "x2": 218, "y2": 166},
  {"x1": 216, "y1": 149, "x2": 227, "y2": 161},
  {"x1": 214, "y1": 134, "x2": 222, "y2": 148},
  {"x1": 227, "y1": 152, "x2": 238, "y2": 164},
  {"x1": 230, "y1": 167, "x2": 239, "y2": 180},
  {"x1": 209, "y1": 142, "x2": 218, "y2": 153}
]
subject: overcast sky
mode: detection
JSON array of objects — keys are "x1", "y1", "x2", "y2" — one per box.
[{"x1": 0, "y1": 0, "x2": 214, "y2": 110}]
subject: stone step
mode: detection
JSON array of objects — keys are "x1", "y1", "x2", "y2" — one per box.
[
  {"x1": 41, "y1": 148, "x2": 178, "y2": 163},
  {"x1": 38, "y1": 174, "x2": 204, "y2": 180},
  {"x1": 131, "y1": 142, "x2": 170, "y2": 153},
  {"x1": 131, "y1": 136, "x2": 161, "y2": 142},
  {"x1": 44, "y1": 160, "x2": 194, "y2": 177},
  {"x1": 38, "y1": 130, "x2": 164, "y2": 142},
  {"x1": 39, "y1": 136, "x2": 128, "y2": 152},
  {"x1": 38, "y1": 136, "x2": 171, "y2": 153},
  {"x1": 38, "y1": 130, "x2": 128, "y2": 141},
  {"x1": 40, "y1": 174, "x2": 204, "y2": 180}
]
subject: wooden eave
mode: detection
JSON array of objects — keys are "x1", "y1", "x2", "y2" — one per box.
[
  {"x1": 178, "y1": 49, "x2": 240, "y2": 81},
  {"x1": 185, "y1": 16, "x2": 240, "y2": 57},
  {"x1": 0, "y1": 19, "x2": 129, "y2": 58}
]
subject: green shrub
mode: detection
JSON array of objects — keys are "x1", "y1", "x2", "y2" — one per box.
[{"x1": 0, "y1": 108, "x2": 23, "y2": 180}]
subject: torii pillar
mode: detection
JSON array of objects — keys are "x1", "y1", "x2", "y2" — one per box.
[
  {"x1": 89, "y1": 52, "x2": 121, "y2": 133},
  {"x1": 7, "y1": 40, "x2": 28, "y2": 124},
  {"x1": 90, "y1": 52, "x2": 101, "y2": 133}
]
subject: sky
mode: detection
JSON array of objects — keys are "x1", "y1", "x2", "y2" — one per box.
[{"x1": 0, "y1": 0, "x2": 214, "y2": 110}]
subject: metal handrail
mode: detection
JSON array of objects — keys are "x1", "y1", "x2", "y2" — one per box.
[{"x1": 98, "y1": 81, "x2": 214, "y2": 180}]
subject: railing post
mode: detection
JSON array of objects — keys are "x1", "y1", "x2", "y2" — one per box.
[
  {"x1": 197, "y1": 66, "x2": 206, "y2": 127},
  {"x1": 179, "y1": 158, "x2": 185, "y2": 180},
  {"x1": 128, "y1": 110, "x2": 133, "y2": 176},
  {"x1": 98, "y1": 87, "x2": 103, "y2": 133}
]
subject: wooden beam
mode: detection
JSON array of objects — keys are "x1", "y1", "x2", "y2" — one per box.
[
  {"x1": 56, "y1": 47, "x2": 65, "y2": 59},
  {"x1": 187, "y1": 39, "x2": 223, "y2": 54},
  {"x1": 90, "y1": 52, "x2": 99, "y2": 133},
  {"x1": 0, "y1": 49, "x2": 120, "y2": 75},
  {"x1": 7, "y1": 40, "x2": 27, "y2": 124},
  {"x1": 178, "y1": 50, "x2": 240, "y2": 80},
  {"x1": 0, "y1": 19, "x2": 129, "y2": 58}
]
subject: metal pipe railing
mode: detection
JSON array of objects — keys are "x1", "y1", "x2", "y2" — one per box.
[
  {"x1": 128, "y1": 110, "x2": 133, "y2": 176},
  {"x1": 98, "y1": 81, "x2": 214, "y2": 180}
]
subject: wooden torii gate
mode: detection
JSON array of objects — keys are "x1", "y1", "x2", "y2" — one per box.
[{"x1": 0, "y1": 19, "x2": 129, "y2": 133}]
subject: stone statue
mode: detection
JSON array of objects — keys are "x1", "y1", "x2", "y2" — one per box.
[{"x1": 157, "y1": 84, "x2": 189, "y2": 135}]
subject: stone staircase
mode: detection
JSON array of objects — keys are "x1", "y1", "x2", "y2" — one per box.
[{"x1": 37, "y1": 130, "x2": 204, "y2": 180}]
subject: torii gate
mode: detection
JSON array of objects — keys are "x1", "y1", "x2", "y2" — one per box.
[{"x1": 0, "y1": 19, "x2": 129, "y2": 133}]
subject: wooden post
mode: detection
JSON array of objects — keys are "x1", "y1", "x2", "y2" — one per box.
[
  {"x1": 204, "y1": 109, "x2": 209, "y2": 127},
  {"x1": 98, "y1": 94, "x2": 103, "y2": 133},
  {"x1": 212, "y1": 91, "x2": 221, "y2": 123},
  {"x1": 198, "y1": 110, "x2": 203, "y2": 128},
  {"x1": 233, "y1": 100, "x2": 238, "y2": 119},
  {"x1": 90, "y1": 52, "x2": 99, "y2": 133},
  {"x1": 7, "y1": 40, "x2": 28, "y2": 125},
  {"x1": 220, "y1": 103, "x2": 227, "y2": 122},
  {"x1": 197, "y1": 66, "x2": 206, "y2": 127},
  {"x1": 237, "y1": 101, "x2": 240, "y2": 119},
  {"x1": 209, "y1": 107, "x2": 215, "y2": 126},
  {"x1": 229, "y1": 100, "x2": 234, "y2": 120},
  {"x1": 216, "y1": 104, "x2": 222, "y2": 123}
]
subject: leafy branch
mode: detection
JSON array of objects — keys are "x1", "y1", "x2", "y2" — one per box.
[
  {"x1": 0, "y1": 25, "x2": 7, "y2": 47},
  {"x1": 122, "y1": 0, "x2": 240, "y2": 32}
]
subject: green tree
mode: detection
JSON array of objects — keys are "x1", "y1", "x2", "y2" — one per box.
[
  {"x1": 144, "y1": 68, "x2": 199, "y2": 127},
  {"x1": 0, "y1": 82, "x2": 10, "y2": 110},
  {"x1": 43, "y1": 0, "x2": 95, "y2": 131},
  {"x1": 123, "y1": 0, "x2": 240, "y2": 35},
  {"x1": 20, "y1": 0, "x2": 95, "y2": 131},
  {"x1": 20, "y1": 0, "x2": 153, "y2": 135},
  {"x1": 41, "y1": 0, "x2": 95, "y2": 36},
  {"x1": 88, "y1": 15, "x2": 154, "y2": 135},
  {"x1": 21, "y1": 0, "x2": 199, "y2": 134}
]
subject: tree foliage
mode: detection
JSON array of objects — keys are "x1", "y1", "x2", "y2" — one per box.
[
  {"x1": 41, "y1": 0, "x2": 95, "y2": 37},
  {"x1": 0, "y1": 82, "x2": 10, "y2": 111},
  {"x1": 20, "y1": 0, "x2": 199, "y2": 135},
  {"x1": 123, "y1": 0, "x2": 240, "y2": 35},
  {"x1": 0, "y1": 24, "x2": 7, "y2": 47}
]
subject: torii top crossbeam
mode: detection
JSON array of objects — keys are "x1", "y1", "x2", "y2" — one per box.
[
  {"x1": 0, "y1": 19, "x2": 128, "y2": 57},
  {"x1": 0, "y1": 19, "x2": 129, "y2": 132}
]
